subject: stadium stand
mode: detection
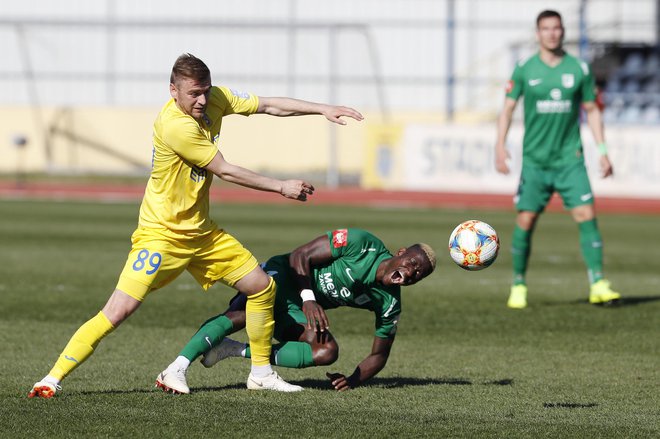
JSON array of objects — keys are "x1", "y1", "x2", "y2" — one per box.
[{"x1": 601, "y1": 46, "x2": 660, "y2": 124}]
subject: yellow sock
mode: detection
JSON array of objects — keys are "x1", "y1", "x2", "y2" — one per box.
[
  {"x1": 49, "y1": 311, "x2": 115, "y2": 381},
  {"x1": 244, "y1": 277, "x2": 276, "y2": 367}
]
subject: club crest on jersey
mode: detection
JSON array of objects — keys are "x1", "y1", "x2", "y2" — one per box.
[
  {"x1": 562, "y1": 74, "x2": 574, "y2": 88},
  {"x1": 505, "y1": 80, "x2": 514, "y2": 93},
  {"x1": 332, "y1": 229, "x2": 348, "y2": 248}
]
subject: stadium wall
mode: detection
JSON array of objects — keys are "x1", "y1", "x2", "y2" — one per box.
[{"x1": 3, "y1": 107, "x2": 659, "y2": 200}]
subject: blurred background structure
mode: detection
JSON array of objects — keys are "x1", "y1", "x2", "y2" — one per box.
[{"x1": 2, "y1": 0, "x2": 659, "y2": 198}]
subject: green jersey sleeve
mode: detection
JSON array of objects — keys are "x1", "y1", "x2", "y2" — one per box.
[
  {"x1": 579, "y1": 61, "x2": 596, "y2": 103},
  {"x1": 506, "y1": 62, "x2": 524, "y2": 100}
]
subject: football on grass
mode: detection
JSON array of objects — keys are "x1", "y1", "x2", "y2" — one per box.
[{"x1": 448, "y1": 220, "x2": 500, "y2": 271}]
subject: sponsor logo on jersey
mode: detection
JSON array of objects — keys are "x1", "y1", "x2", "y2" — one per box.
[
  {"x1": 317, "y1": 272, "x2": 352, "y2": 301},
  {"x1": 550, "y1": 88, "x2": 562, "y2": 100},
  {"x1": 505, "y1": 80, "x2": 514, "y2": 93},
  {"x1": 190, "y1": 165, "x2": 207, "y2": 182},
  {"x1": 230, "y1": 88, "x2": 250, "y2": 99},
  {"x1": 345, "y1": 268, "x2": 355, "y2": 282},
  {"x1": 528, "y1": 78, "x2": 543, "y2": 86},
  {"x1": 332, "y1": 229, "x2": 348, "y2": 248},
  {"x1": 318, "y1": 272, "x2": 337, "y2": 296},
  {"x1": 536, "y1": 88, "x2": 571, "y2": 113},
  {"x1": 562, "y1": 74, "x2": 575, "y2": 88}
]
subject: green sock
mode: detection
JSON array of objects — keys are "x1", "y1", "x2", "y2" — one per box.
[
  {"x1": 511, "y1": 225, "x2": 531, "y2": 285},
  {"x1": 245, "y1": 341, "x2": 314, "y2": 368},
  {"x1": 578, "y1": 219, "x2": 604, "y2": 284},
  {"x1": 179, "y1": 314, "x2": 234, "y2": 362}
]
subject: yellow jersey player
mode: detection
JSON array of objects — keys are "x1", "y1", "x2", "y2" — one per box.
[{"x1": 28, "y1": 53, "x2": 363, "y2": 398}]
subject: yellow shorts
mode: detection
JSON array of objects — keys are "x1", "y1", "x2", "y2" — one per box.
[{"x1": 116, "y1": 227, "x2": 258, "y2": 302}]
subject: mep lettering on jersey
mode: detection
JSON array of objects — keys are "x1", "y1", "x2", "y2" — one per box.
[
  {"x1": 190, "y1": 165, "x2": 207, "y2": 183},
  {"x1": 332, "y1": 229, "x2": 348, "y2": 248},
  {"x1": 318, "y1": 272, "x2": 337, "y2": 297}
]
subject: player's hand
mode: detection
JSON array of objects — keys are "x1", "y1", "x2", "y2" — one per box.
[
  {"x1": 280, "y1": 180, "x2": 315, "y2": 201},
  {"x1": 495, "y1": 146, "x2": 510, "y2": 174},
  {"x1": 599, "y1": 155, "x2": 614, "y2": 178},
  {"x1": 302, "y1": 300, "x2": 330, "y2": 332},
  {"x1": 323, "y1": 105, "x2": 364, "y2": 125},
  {"x1": 326, "y1": 372, "x2": 358, "y2": 391}
]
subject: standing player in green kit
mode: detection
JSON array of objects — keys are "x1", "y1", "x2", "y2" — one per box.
[{"x1": 495, "y1": 10, "x2": 621, "y2": 309}]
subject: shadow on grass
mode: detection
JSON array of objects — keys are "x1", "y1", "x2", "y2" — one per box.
[
  {"x1": 543, "y1": 402, "x2": 598, "y2": 408},
  {"x1": 204, "y1": 377, "x2": 513, "y2": 391},
  {"x1": 572, "y1": 295, "x2": 660, "y2": 307},
  {"x1": 70, "y1": 377, "x2": 515, "y2": 395}
]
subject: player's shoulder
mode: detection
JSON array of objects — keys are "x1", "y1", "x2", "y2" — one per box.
[
  {"x1": 157, "y1": 102, "x2": 195, "y2": 132},
  {"x1": 515, "y1": 53, "x2": 539, "y2": 69},
  {"x1": 347, "y1": 228, "x2": 384, "y2": 245},
  {"x1": 563, "y1": 52, "x2": 591, "y2": 75},
  {"x1": 213, "y1": 85, "x2": 255, "y2": 101}
]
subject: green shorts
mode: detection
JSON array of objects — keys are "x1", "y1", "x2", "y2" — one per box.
[
  {"x1": 515, "y1": 160, "x2": 594, "y2": 212},
  {"x1": 262, "y1": 254, "x2": 309, "y2": 341}
]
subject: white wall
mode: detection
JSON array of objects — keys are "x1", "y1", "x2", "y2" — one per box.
[{"x1": 2, "y1": 0, "x2": 656, "y2": 114}]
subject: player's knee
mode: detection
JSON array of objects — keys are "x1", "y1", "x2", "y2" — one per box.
[{"x1": 314, "y1": 342, "x2": 339, "y2": 366}]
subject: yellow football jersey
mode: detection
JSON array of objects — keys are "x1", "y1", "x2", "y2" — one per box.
[{"x1": 138, "y1": 86, "x2": 259, "y2": 239}]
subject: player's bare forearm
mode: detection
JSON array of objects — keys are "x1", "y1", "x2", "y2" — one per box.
[
  {"x1": 205, "y1": 151, "x2": 313, "y2": 201},
  {"x1": 257, "y1": 96, "x2": 364, "y2": 125},
  {"x1": 583, "y1": 101, "x2": 613, "y2": 177},
  {"x1": 583, "y1": 101, "x2": 605, "y2": 144},
  {"x1": 495, "y1": 98, "x2": 517, "y2": 174},
  {"x1": 327, "y1": 337, "x2": 393, "y2": 391}
]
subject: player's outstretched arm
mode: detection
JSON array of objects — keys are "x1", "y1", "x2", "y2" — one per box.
[
  {"x1": 205, "y1": 151, "x2": 314, "y2": 201},
  {"x1": 494, "y1": 97, "x2": 518, "y2": 175},
  {"x1": 257, "y1": 96, "x2": 364, "y2": 125},
  {"x1": 326, "y1": 336, "x2": 394, "y2": 391}
]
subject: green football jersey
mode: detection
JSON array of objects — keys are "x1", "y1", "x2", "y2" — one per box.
[
  {"x1": 312, "y1": 228, "x2": 401, "y2": 338},
  {"x1": 506, "y1": 52, "x2": 596, "y2": 168}
]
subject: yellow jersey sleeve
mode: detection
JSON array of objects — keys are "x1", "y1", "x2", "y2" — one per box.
[{"x1": 211, "y1": 86, "x2": 259, "y2": 116}]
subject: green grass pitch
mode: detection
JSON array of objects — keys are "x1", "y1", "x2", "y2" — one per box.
[{"x1": 0, "y1": 199, "x2": 658, "y2": 438}]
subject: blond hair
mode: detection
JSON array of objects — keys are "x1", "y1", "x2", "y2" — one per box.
[{"x1": 416, "y1": 243, "x2": 436, "y2": 272}]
